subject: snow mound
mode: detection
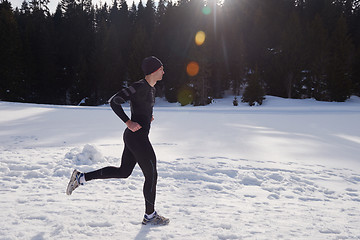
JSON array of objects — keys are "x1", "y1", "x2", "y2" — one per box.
[{"x1": 65, "y1": 144, "x2": 105, "y2": 165}]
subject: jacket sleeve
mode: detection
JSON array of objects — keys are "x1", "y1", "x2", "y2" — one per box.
[{"x1": 108, "y1": 85, "x2": 137, "y2": 123}]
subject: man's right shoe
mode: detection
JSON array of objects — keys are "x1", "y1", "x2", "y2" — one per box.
[{"x1": 66, "y1": 169, "x2": 83, "y2": 195}]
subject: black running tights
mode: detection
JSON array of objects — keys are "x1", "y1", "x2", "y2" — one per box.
[{"x1": 84, "y1": 128, "x2": 157, "y2": 214}]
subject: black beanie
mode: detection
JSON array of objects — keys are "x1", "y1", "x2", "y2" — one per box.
[{"x1": 141, "y1": 56, "x2": 163, "y2": 76}]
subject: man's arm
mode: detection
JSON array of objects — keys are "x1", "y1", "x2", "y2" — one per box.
[
  {"x1": 109, "y1": 86, "x2": 142, "y2": 132},
  {"x1": 109, "y1": 92, "x2": 130, "y2": 123}
]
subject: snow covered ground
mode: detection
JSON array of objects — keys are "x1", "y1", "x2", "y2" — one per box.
[{"x1": 1, "y1": 95, "x2": 360, "y2": 239}]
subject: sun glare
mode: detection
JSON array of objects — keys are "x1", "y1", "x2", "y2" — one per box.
[
  {"x1": 186, "y1": 61, "x2": 200, "y2": 77},
  {"x1": 202, "y1": 6, "x2": 211, "y2": 15},
  {"x1": 195, "y1": 31, "x2": 206, "y2": 46}
]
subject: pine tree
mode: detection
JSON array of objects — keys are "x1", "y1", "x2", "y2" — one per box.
[
  {"x1": 0, "y1": 0, "x2": 24, "y2": 101},
  {"x1": 222, "y1": 0, "x2": 246, "y2": 96},
  {"x1": 59, "y1": 0, "x2": 96, "y2": 104},
  {"x1": 92, "y1": 3, "x2": 110, "y2": 104},
  {"x1": 305, "y1": 15, "x2": 329, "y2": 100},
  {"x1": 242, "y1": 67, "x2": 265, "y2": 106},
  {"x1": 205, "y1": 0, "x2": 227, "y2": 99},
  {"x1": 156, "y1": 0, "x2": 166, "y2": 25},
  {"x1": 189, "y1": 35, "x2": 212, "y2": 106},
  {"x1": 127, "y1": 0, "x2": 154, "y2": 83},
  {"x1": 129, "y1": 1, "x2": 137, "y2": 25},
  {"x1": 326, "y1": 15, "x2": 354, "y2": 101},
  {"x1": 92, "y1": 0, "x2": 130, "y2": 103},
  {"x1": 353, "y1": 47, "x2": 360, "y2": 96},
  {"x1": 15, "y1": 0, "x2": 59, "y2": 103},
  {"x1": 279, "y1": 10, "x2": 305, "y2": 99},
  {"x1": 29, "y1": 0, "x2": 50, "y2": 15},
  {"x1": 154, "y1": 0, "x2": 179, "y2": 102},
  {"x1": 143, "y1": 0, "x2": 156, "y2": 36}
]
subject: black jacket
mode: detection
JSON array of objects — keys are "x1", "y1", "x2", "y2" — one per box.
[{"x1": 109, "y1": 79, "x2": 155, "y2": 130}]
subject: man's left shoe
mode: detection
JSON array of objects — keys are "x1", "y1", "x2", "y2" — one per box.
[{"x1": 142, "y1": 212, "x2": 170, "y2": 225}]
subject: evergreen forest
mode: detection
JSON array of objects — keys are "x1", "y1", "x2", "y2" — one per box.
[{"x1": 1, "y1": 0, "x2": 360, "y2": 106}]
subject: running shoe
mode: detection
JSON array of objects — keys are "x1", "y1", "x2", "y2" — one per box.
[
  {"x1": 66, "y1": 169, "x2": 83, "y2": 195},
  {"x1": 142, "y1": 212, "x2": 170, "y2": 225}
]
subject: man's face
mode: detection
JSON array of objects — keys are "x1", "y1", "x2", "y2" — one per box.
[{"x1": 152, "y1": 66, "x2": 164, "y2": 81}]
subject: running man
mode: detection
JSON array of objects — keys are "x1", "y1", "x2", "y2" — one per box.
[{"x1": 66, "y1": 56, "x2": 169, "y2": 226}]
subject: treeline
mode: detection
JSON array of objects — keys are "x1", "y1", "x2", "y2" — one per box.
[{"x1": 1, "y1": 0, "x2": 360, "y2": 106}]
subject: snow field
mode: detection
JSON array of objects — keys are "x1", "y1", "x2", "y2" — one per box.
[{"x1": 1, "y1": 96, "x2": 360, "y2": 239}]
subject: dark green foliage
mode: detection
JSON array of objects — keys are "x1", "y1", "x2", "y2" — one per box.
[
  {"x1": 242, "y1": 67, "x2": 265, "y2": 106},
  {"x1": 326, "y1": 16, "x2": 354, "y2": 101},
  {"x1": 353, "y1": 47, "x2": 360, "y2": 96},
  {"x1": 233, "y1": 97, "x2": 238, "y2": 106},
  {"x1": 0, "y1": 1, "x2": 24, "y2": 101},
  {"x1": 1, "y1": 0, "x2": 360, "y2": 105}
]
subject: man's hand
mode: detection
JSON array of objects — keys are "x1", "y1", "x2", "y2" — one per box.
[{"x1": 126, "y1": 120, "x2": 142, "y2": 132}]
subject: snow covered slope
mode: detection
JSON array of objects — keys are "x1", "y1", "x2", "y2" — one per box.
[{"x1": 1, "y1": 96, "x2": 360, "y2": 239}]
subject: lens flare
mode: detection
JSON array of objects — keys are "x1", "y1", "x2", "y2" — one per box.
[
  {"x1": 177, "y1": 87, "x2": 194, "y2": 106},
  {"x1": 195, "y1": 31, "x2": 206, "y2": 46},
  {"x1": 186, "y1": 61, "x2": 200, "y2": 77},
  {"x1": 202, "y1": 6, "x2": 211, "y2": 15}
]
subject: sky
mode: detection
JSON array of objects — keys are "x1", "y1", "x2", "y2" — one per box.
[{"x1": 9, "y1": 0, "x2": 160, "y2": 13}]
